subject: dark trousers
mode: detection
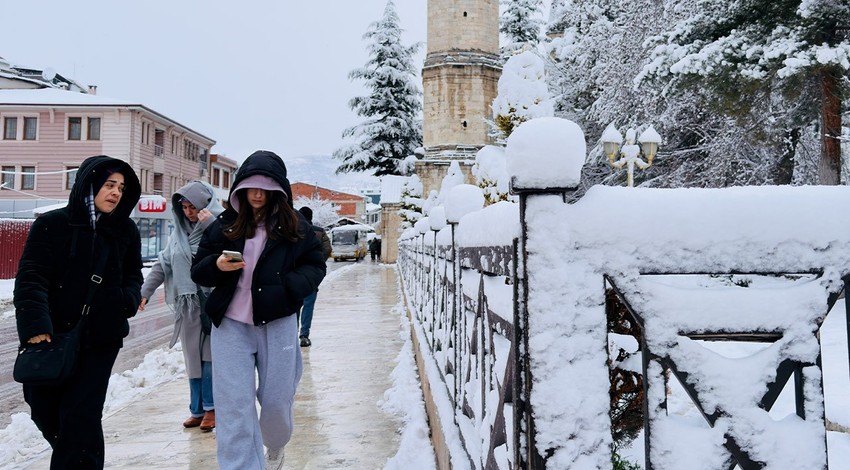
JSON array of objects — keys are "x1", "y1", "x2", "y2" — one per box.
[{"x1": 23, "y1": 347, "x2": 120, "y2": 470}]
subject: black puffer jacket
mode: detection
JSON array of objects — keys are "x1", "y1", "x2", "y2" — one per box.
[
  {"x1": 14, "y1": 155, "x2": 143, "y2": 348},
  {"x1": 191, "y1": 151, "x2": 326, "y2": 327}
]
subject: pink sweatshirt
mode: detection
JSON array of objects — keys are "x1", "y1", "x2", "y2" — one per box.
[
  {"x1": 222, "y1": 174, "x2": 283, "y2": 324},
  {"x1": 224, "y1": 224, "x2": 267, "y2": 324}
]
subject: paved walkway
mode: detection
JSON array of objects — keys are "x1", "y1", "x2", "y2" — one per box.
[{"x1": 23, "y1": 262, "x2": 405, "y2": 469}]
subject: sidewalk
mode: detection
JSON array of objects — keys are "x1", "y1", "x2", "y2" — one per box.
[{"x1": 24, "y1": 262, "x2": 405, "y2": 469}]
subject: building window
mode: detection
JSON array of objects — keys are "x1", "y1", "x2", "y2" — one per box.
[
  {"x1": 223, "y1": 171, "x2": 230, "y2": 189},
  {"x1": 153, "y1": 173, "x2": 163, "y2": 195},
  {"x1": 66, "y1": 166, "x2": 78, "y2": 190},
  {"x1": 213, "y1": 168, "x2": 220, "y2": 186},
  {"x1": 23, "y1": 117, "x2": 37, "y2": 140},
  {"x1": 3, "y1": 117, "x2": 17, "y2": 140},
  {"x1": 21, "y1": 166, "x2": 35, "y2": 190},
  {"x1": 87, "y1": 117, "x2": 101, "y2": 140},
  {"x1": 1, "y1": 166, "x2": 14, "y2": 189},
  {"x1": 68, "y1": 117, "x2": 82, "y2": 140}
]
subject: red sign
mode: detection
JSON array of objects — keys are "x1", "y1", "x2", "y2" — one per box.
[{"x1": 138, "y1": 199, "x2": 167, "y2": 213}]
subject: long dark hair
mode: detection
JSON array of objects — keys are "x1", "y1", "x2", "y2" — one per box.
[{"x1": 225, "y1": 189, "x2": 301, "y2": 242}]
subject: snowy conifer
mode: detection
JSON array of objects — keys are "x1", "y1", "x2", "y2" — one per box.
[
  {"x1": 334, "y1": 0, "x2": 423, "y2": 177},
  {"x1": 638, "y1": 0, "x2": 850, "y2": 184},
  {"x1": 399, "y1": 175, "x2": 423, "y2": 229},
  {"x1": 500, "y1": 0, "x2": 544, "y2": 57},
  {"x1": 492, "y1": 50, "x2": 554, "y2": 141},
  {"x1": 294, "y1": 196, "x2": 339, "y2": 228}
]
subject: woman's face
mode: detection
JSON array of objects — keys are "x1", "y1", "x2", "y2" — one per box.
[
  {"x1": 181, "y1": 201, "x2": 199, "y2": 222},
  {"x1": 246, "y1": 188, "x2": 267, "y2": 212},
  {"x1": 94, "y1": 172, "x2": 125, "y2": 213}
]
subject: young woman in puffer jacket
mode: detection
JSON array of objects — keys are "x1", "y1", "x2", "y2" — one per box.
[{"x1": 191, "y1": 150, "x2": 325, "y2": 470}]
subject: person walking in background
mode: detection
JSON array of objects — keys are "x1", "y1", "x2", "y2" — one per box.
[
  {"x1": 14, "y1": 155, "x2": 142, "y2": 469},
  {"x1": 191, "y1": 150, "x2": 326, "y2": 470},
  {"x1": 138, "y1": 180, "x2": 223, "y2": 432},
  {"x1": 297, "y1": 206, "x2": 332, "y2": 347},
  {"x1": 369, "y1": 236, "x2": 381, "y2": 262}
]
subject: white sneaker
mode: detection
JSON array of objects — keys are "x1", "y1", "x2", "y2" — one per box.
[{"x1": 265, "y1": 447, "x2": 284, "y2": 470}]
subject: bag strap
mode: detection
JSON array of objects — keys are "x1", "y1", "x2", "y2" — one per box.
[{"x1": 80, "y1": 235, "x2": 110, "y2": 317}]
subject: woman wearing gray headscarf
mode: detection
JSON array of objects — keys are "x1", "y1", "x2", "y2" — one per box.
[{"x1": 139, "y1": 180, "x2": 224, "y2": 431}]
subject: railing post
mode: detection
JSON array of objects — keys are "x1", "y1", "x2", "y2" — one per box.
[
  {"x1": 432, "y1": 228, "x2": 439, "y2": 341},
  {"x1": 510, "y1": 184, "x2": 576, "y2": 469},
  {"x1": 845, "y1": 280, "x2": 850, "y2": 384},
  {"x1": 449, "y1": 222, "x2": 459, "y2": 420},
  {"x1": 506, "y1": 117, "x2": 586, "y2": 468}
]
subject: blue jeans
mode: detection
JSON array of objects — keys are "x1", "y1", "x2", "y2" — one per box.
[
  {"x1": 299, "y1": 289, "x2": 318, "y2": 338},
  {"x1": 188, "y1": 360, "x2": 214, "y2": 417}
]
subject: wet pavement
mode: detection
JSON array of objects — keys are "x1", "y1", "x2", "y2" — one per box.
[{"x1": 21, "y1": 262, "x2": 406, "y2": 469}]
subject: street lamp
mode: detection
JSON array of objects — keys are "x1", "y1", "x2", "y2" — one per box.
[{"x1": 601, "y1": 122, "x2": 662, "y2": 187}]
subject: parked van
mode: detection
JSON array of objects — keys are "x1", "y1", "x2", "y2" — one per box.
[{"x1": 329, "y1": 224, "x2": 373, "y2": 261}]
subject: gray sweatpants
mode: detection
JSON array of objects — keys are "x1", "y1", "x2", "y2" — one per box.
[{"x1": 211, "y1": 315, "x2": 303, "y2": 470}]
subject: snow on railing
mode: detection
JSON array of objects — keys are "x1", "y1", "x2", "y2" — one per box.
[
  {"x1": 398, "y1": 117, "x2": 850, "y2": 470},
  {"x1": 398, "y1": 199, "x2": 520, "y2": 470}
]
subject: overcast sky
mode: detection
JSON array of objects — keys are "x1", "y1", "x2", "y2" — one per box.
[{"x1": 2, "y1": 0, "x2": 429, "y2": 164}]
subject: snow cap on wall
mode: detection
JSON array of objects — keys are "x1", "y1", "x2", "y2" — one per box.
[
  {"x1": 428, "y1": 206, "x2": 447, "y2": 231},
  {"x1": 506, "y1": 117, "x2": 586, "y2": 190},
  {"x1": 444, "y1": 184, "x2": 485, "y2": 223}
]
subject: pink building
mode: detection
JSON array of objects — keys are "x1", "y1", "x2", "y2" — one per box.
[
  {"x1": 209, "y1": 153, "x2": 238, "y2": 208},
  {"x1": 0, "y1": 87, "x2": 215, "y2": 204}
]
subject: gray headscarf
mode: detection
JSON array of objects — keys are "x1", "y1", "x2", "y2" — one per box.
[{"x1": 159, "y1": 181, "x2": 224, "y2": 344}]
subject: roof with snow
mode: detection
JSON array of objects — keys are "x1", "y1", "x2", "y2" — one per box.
[{"x1": 0, "y1": 88, "x2": 214, "y2": 143}]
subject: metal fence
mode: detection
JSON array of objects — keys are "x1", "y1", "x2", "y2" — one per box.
[
  {"x1": 398, "y1": 228, "x2": 517, "y2": 469},
  {"x1": 0, "y1": 219, "x2": 32, "y2": 279},
  {"x1": 397, "y1": 183, "x2": 850, "y2": 470}
]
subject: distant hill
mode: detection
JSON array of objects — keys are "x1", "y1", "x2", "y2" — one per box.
[{"x1": 282, "y1": 154, "x2": 380, "y2": 194}]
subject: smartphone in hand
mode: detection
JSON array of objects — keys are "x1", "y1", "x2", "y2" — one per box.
[{"x1": 222, "y1": 250, "x2": 244, "y2": 262}]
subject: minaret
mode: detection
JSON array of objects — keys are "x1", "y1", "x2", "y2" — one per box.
[{"x1": 417, "y1": 0, "x2": 501, "y2": 196}]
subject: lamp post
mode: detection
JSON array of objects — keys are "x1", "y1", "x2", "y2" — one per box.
[{"x1": 601, "y1": 123, "x2": 662, "y2": 187}]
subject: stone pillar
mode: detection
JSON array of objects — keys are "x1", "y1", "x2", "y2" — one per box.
[{"x1": 379, "y1": 202, "x2": 401, "y2": 263}]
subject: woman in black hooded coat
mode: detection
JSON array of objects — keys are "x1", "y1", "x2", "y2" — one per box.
[{"x1": 14, "y1": 155, "x2": 143, "y2": 469}]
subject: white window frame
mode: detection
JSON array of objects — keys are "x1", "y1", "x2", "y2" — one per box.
[
  {"x1": 67, "y1": 115, "x2": 83, "y2": 141},
  {"x1": 1, "y1": 165, "x2": 16, "y2": 190},
  {"x1": 65, "y1": 166, "x2": 79, "y2": 190},
  {"x1": 20, "y1": 165, "x2": 36, "y2": 190},
  {"x1": 22, "y1": 115, "x2": 39, "y2": 141},
  {"x1": 1, "y1": 113, "x2": 39, "y2": 140},
  {"x1": 2, "y1": 115, "x2": 18, "y2": 140},
  {"x1": 87, "y1": 116, "x2": 101, "y2": 141}
]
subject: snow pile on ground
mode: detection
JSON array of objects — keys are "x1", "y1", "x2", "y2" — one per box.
[{"x1": 381, "y1": 304, "x2": 437, "y2": 470}]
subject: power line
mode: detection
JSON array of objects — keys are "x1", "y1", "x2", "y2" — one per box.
[{"x1": 0, "y1": 168, "x2": 77, "y2": 176}]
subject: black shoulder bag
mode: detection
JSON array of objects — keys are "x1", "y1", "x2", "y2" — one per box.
[{"x1": 13, "y1": 248, "x2": 108, "y2": 386}]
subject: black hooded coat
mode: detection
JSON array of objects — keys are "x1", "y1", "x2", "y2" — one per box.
[
  {"x1": 191, "y1": 150, "x2": 326, "y2": 327},
  {"x1": 14, "y1": 155, "x2": 143, "y2": 349}
]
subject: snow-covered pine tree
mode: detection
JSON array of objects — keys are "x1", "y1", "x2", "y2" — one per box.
[
  {"x1": 492, "y1": 50, "x2": 554, "y2": 141},
  {"x1": 294, "y1": 196, "x2": 339, "y2": 228},
  {"x1": 545, "y1": 0, "x2": 829, "y2": 190},
  {"x1": 638, "y1": 0, "x2": 850, "y2": 185},
  {"x1": 398, "y1": 175, "x2": 423, "y2": 229},
  {"x1": 334, "y1": 0, "x2": 423, "y2": 177},
  {"x1": 500, "y1": 0, "x2": 545, "y2": 57}
]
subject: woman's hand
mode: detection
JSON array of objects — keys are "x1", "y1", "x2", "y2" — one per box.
[
  {"x1": 27, "y1": 334, "x2": 51, "y2": 344},
  {"x1": 217, "y1": 254, "x2": 246, "y2": 271},
  {"x1": 138, "y1": 297, "x2": 148, "y2": 311},
  {"x1": 197, "y1": 208, "x2": 212, "y2": 222}
]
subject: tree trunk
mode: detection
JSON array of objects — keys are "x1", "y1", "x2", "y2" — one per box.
[
  {"x1": 774, "y1": 127, "x2": 799, "y2": 185},
  {"x1": 817, "y1": 68, "x2": 842, "y2": 185}
]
